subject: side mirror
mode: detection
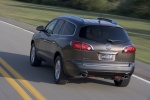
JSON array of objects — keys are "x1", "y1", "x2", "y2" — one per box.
[{"x1": 36, "y1": 26, "x2": 45, "y2": 31}]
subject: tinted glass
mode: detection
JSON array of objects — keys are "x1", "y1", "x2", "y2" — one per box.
[
  {"x1": 61, "y1": 22, "x2": 75, "y2": 35},
  {"x1": 45, "y1": 20, "x2": 58, "y2": 34},
  {"x1": 53, "y1": 20, "x2": 65, "y2": 34},
  {"x1": 79, "y1": 26, "x2": 129, "y2": 43}
]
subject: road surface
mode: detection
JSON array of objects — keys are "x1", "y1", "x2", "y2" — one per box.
[{"x1": 0, "y1": 17, "x2": 150, "y2": 100}]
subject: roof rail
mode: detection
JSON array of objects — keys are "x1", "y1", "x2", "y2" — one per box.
[
  {"x1": 59, "y1": 15, "x2": 84, "y2": 22},
  {"x1": 95, "y1": 17, "x2": 118, "y2": 25}
]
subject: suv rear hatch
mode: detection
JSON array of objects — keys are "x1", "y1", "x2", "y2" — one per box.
[{"x1": 79, "y1": 25, "x2": 135, "y2": 70}]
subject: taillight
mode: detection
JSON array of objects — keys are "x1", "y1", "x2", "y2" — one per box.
[
  {"x1": 71, "y1": 41, "x2": 93, "y2": 51},
  {"x1": 123, "y1": 45, "x2": 136, "y2": 53}
]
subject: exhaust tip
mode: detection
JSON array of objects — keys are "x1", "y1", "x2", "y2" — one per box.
[
  {"x1": 80, "y1": 71, "x2": 88, "y2": 77},
  {"x1": 124, "y1": 75, "x2": 129, "y2": 79},
  {"x1": 81, "y1": 73, "x2": 88, "y2": 77}
]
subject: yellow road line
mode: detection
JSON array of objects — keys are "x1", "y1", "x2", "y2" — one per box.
[
  {"x1": 0, "y1": 67, "x2": 32, "y2": 100},
  {"x1": 0, "y1": 58, "x2": 46, "y2": 100}
]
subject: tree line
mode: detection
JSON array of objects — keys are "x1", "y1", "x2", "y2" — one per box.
[{"x1": 16, "y1": 0, "x2": 150, "y2": 20}]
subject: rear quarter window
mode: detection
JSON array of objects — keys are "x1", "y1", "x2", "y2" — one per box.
[{"x1": 79, "y1": 26, "x2": 130, "y2": 43}]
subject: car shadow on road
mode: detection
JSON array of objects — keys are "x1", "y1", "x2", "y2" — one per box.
[
  {"x1": 68, "y1": 78, "x2": 114, "y2": 86},
  {"x1": 0, "y1": 51, "x2": 114, "y2": 86}
]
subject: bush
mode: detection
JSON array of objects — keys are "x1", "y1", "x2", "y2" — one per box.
[
  {"x1": 117, "y1": 0, "x2": 150, "y2": 19},
  {"x1": 15, "y1": 0, "x2": 150, "y2": 20}
]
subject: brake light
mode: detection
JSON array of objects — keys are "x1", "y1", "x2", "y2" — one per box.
[
  {"x1": 71, "y1": 41, "x2": 93, "y2": 51},
  {"x1": 123, "y1": 46, "x2": 136, "y2": 53}
]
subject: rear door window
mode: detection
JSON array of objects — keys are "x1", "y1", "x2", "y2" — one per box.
[
  {"x1": 60, "y1": 22, "x2": 76, "y2": 35},
  {"x1": 53, "y1": 19, "x2": 66, "y2": 34},
  {"x1": 79, "y1": 26, "x2": 129, "y2": 43}
]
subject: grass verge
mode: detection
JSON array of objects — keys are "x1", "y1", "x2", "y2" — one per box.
[{"x1": 0, "y1": 0, "x2": 150, "y2": 64}]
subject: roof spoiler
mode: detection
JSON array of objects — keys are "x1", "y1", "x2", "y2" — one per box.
[{"x1": 94, "y1": 17, "x2": 118, "y2": 25}]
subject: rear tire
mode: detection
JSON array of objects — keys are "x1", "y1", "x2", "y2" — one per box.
[
  {"x1": 54, "y1": 56, "x2": 67, "y2": 85},
  {"x1": 30, "y1": 43, "x2": 42, "y2": 66},
  {"x1": 114, "y1": 76, "x2": 131, "y2": 87}
]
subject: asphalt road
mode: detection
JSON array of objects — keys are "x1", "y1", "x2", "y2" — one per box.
[{"x1": 0, "y1": 18, "x2": 150, "y2": 100}]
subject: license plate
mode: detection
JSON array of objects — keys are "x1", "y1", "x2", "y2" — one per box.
[{"x1": 101, "y1": 54, "x2": 113, "y2": 60}]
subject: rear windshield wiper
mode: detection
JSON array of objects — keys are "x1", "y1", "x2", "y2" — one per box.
[{"x1": 107, "y1": 39, "x2": 123, "y2": 43}]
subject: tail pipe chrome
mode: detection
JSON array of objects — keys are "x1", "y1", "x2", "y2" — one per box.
[{"x1": 80, "y1": 71, "x2": 88, "y2": 77}]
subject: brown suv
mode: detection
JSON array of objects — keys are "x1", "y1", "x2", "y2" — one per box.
[{"x1": 30, "y1": 15, "x2": 136, "y2": 87}]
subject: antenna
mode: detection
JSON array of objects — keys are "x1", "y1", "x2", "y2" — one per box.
[
  {"x1": 98, "y1": 13, "x2": 103, "y2": 24},
  {"x1": 100, "y1": 13, "x2": 103, "y2": 18}
]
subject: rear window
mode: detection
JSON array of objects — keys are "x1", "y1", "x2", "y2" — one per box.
[{"x1": 79, "y1": 26, "x2": 129, "y2": 43}]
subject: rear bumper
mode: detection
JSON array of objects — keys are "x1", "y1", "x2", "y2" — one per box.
[{"x1": 63, "y1": 60, "x2": 135, "y2": 78}]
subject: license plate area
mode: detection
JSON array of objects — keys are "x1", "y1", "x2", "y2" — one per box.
[{"x1": 98, "y1": 54, "x2": 115, "y2": 61}]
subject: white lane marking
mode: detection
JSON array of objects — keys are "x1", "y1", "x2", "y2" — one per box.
[
  {"x1": 0, "y1": 20, "x2": 34, "y2": 34},
  {"x1": 0, "y1": 20, "x2": 150, "y2": 84},
  {"x1": 132, "y1": 75, "x2": 150, "y2": 84}
]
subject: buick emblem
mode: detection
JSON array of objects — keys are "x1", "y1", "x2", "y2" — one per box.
[{"x1": 106, "y1": 44, "x2": 111, "y2": 50}]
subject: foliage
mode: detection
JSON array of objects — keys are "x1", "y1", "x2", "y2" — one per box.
[
  {"x1": 15, "y1": 0, "x2": 150, "y2": 20},
  {"x1": 117, "y1": 0, "x2": 150, "y2": 19}
]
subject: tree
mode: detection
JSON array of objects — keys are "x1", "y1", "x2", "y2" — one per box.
[{"x1": 117, "y1": 0, "x2": 150, "y2": 19}]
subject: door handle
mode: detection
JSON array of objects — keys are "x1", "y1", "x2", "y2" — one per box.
[
  {"x1": 43, "y1": 39, "x2": 47, "y2": 42},
  {"x1": 52, "y1": 41, "x2": 55, "y2": 44},
  {"x1": 41, "y1": 38, "x2": 47, "y2": 42}
]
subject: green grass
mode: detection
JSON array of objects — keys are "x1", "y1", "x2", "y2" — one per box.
[{"x1": 0, "y1": 0, "x2": 150, "y2": 64}]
